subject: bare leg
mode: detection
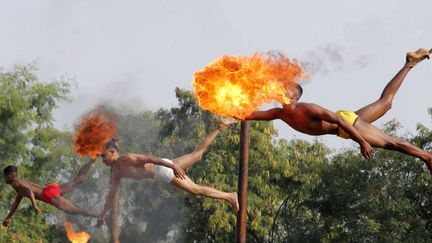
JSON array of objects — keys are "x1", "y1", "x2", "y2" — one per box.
[
  {"x1": 173, "y1": 117, "x2": 238, "y2": 170},
  {"x1": 355, "y1": 66, "x2": 410, "y2": 123},
  {"x1": 51, "y1": 196, "x2": 98, "y2": 218},
  {"x1": 354, "y1": 120, "x2": 432, "y2": 173},
  {"x1": 170, "y1": 176, "x2": 239, "y2": 213},
  {"x1": 108, "y1": 188, "x2": 121, "y2": 243},
  {"x1": 60, "y1": 160, "x2": 96, "y2": 194},
  {"x1": 173, "y1": 129, "x2": 221, "y2": 170},
  {"x1": 356, "y1": 48, "x2": 430, "y2": 123}
]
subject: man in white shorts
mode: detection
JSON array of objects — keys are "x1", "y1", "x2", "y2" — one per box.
[
  {"x1": 154, "y1": 158, "x2": 179, "y2": 183},
  {"x1": 96, "y1": 117, "x2": 239, "y2": 236}
]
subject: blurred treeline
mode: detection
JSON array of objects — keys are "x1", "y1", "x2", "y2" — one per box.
[{"x1": 1, "y1": 65, "x2": 431, "y2": 243}]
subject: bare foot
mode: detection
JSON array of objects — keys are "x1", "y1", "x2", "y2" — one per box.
[
  {"x1": 229, "y1": 192, "x2": 239, "y2": 214},
  {"x1": 214, "y1": 115, "x2": 239, "y2": 130},
  {"x1": 405, "y1": 48, "x2": 431, "y2": 68}
]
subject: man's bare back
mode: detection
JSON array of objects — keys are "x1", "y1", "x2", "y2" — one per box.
[
  {"x1": 110, "y1": 153, "x2": 179, "y2": 180},
  {"x1": 8, "y1": 179, "x2": 45, "y2": 202},
  {"x1": 2, "y1": 161, "x2": 98, "y2": 226},
  {"x1": 278, "y1": 103, "x2": 339, "y2": 136},
  {"x1": 245, "y1": 48, "x2": 432, "y2": 173},
  {"x1": 247, "y1": 101, "x2": 373, "y2": 158},
  {"x1": 102, "y1": 152, "x2": 186, "y2": 180}
]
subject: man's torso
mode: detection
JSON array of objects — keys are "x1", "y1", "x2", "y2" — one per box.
[
  {"x1": 12, "y1": 179, "x2": 44, "y2": 201},
  {"x1": 280, "y1": 103, "x2": 339, "y2": 136},
  {"x1": 114, "y1": 155, "x2": 156, "y2": 180}
]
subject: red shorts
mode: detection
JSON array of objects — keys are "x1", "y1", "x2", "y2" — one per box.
[{"x1": 41, "y1": 184, "x2": 62, "y2": 203}]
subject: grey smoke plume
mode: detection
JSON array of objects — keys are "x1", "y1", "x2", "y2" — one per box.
[{"x1": 301, "y1": 43, "x2": 373, "y2": 76}]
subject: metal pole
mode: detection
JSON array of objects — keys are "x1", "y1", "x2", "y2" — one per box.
[{"x1": 236, "y1": 121, "x2": 250, "y2": 243}]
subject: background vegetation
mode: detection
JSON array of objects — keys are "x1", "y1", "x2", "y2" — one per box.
[{"x1": 1, "y1": 65, "x2": 431, "y2": 242}]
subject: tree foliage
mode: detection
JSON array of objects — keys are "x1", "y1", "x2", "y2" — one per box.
[
  {"x1": 1, "y1": 68, "x2": 432, "y2": 242},
  {"x1": 0, "y1": 64, "x2": 73, "y2": 242}
]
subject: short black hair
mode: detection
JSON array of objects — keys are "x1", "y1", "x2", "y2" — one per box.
[
  {"x1": 3, "y1": 166, "x2": 17, "y2": 176},
  {"x1": 296, "y1": 84, "x2": 303, "y2": 96},
  {"x1": 105, "y1": 138, "x2": 119, "y2": 151}
]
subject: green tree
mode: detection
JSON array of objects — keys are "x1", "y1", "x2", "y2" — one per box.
[
  {"x1": 116, "y1": 108, "x2": 187, "y2": 243},
  {"x1": 155, "y1": 89, "x2": 331, "y2": 242},
  {"x1": 0, "y1": 64, "x2": 75, "y2": 242},
  {"x1": 5, "y1": 74, "x2": 428, "y2": 243},
  {"x1": 274, "y1": 117, "x2": 432, "y2": 242},
  {"x1": 87, "y1": 89, "x2": 328, "y2": 242}
]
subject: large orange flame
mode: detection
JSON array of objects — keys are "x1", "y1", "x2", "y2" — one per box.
[
  {"x1": 193, "y1": 53, "x2": 308, "y2": 119},
  {"x1": 64, "y1": 220, "x2": 91, "y2": 243},
  {"x1": 74, "y1": 112, "x2": 117, "y2": 159}
]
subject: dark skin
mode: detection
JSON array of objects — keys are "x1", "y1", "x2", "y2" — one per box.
[
  {"x1": 96, "y1": 121, "x2": 239, "y2": 231},
  {"x1": 246, "y1": 99, "x2": 373, "y2": 158},
  {"x1": 95, "y1": 152, "x2": 186, "y2": 227},
  {"x1": 245, "y1": 48, "x2": 432, "y2": 172},
  {"x1": 2, "y1": 159, "x2": 98, "y2": 227}
]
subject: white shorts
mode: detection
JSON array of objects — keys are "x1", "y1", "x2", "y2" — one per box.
[{"x1": 154, "y1": 158, "x2": 175, "y2": 183}]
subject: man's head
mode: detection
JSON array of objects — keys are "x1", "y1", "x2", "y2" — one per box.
[
  {"x1": 3, "y1": 166, "x2": 18, "y2": 184},
  {"x1": 101, "y1": 138, "x2": 120, "y2": 165},
  {"x1": 286, "y1": 84, "x2": 303, "y2": 103}
]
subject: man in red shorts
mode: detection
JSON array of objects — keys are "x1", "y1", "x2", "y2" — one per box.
[{"x1": 2, "y1": 159, "x2": 98, "y2": 227}]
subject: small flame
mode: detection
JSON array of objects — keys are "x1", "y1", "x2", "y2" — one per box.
[
  {"x1": 74, "y1": 112, "x2": 117, "y2": 159},
  {"x1": 193, "y1": 53, "x2": 308, "y2": 119},
  {"x1": 64, "y1": 220, "x2": 91, "y2": 243}
]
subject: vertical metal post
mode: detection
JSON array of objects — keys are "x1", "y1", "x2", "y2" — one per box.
[{"x1": 236, "y1": 121, "x2": 250, "y2": 243}]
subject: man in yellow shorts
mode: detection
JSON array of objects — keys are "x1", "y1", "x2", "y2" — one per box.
[
  {"x1": 244, "y1": 48, "x2": 432, "y2": 174},
  {"x1": 334, "y1": 110, "x2": 359, "y2": 139}
]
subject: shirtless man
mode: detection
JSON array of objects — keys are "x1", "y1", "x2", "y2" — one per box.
[
  {"x1": 2, "y1": 159, "x2": 98, "y2": 226},
  {"x1": 244, "y1": 48, "x2": 432, "y2": 173},
  {"x1": 96, "y1": 118, "x2": 239, "y2": 229}
]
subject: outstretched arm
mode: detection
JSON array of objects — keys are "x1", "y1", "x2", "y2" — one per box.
[
  {"x1": 124, "y1": 154, "x2": 186, "y2": 179},
  {"x1": 243, "y1": 108, "x2": 281, "y2": 121},
  {"x1": 97, "y1": 169, "x2": 121, "y2": 228},
  {"x1": 61, "y1": 159, "x2": 96, "y2": 194},
  {"x1": 313, "y1": 106, "x2": 373, "y2": 159},
  {"x1": 2, "y1": 195, "x2": 23, "y2": 226},
  {"x1": 25, "y1": 188, "x2": 41, "y2": 215}
]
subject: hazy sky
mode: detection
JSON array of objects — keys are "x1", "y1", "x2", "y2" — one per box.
[{"x1": 1, "y1": 0, "x2": 431, "y2": 150}]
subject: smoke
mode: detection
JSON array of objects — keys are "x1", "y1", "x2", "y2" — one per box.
[
  {"x1": 116, "y1": 107, "x2": 188, "y2": 243},
  {"x1": 63, "y1": 105, "x2": 187, "y2": 242},
  {"x1": 300, "y1": 43, "x2": 373, "y2": 77},
  {"x1": 72, "y1": 105, "x2": 119, "y2": 131}
]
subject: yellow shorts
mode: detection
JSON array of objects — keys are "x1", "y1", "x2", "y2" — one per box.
[{"x1": 335, "y1": 110, "x2": 359, "y2": 139}]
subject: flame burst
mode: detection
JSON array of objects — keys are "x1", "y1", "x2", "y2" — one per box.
[
  {"x1": 74, "y1": 110, "x2": 117, "y2": 159},
  {"x1": 193, "y1": 53, "x2": 308, "y2": 119},
  {"x1": 64, "y1": 220, "x2": 91, "y2": 243}
]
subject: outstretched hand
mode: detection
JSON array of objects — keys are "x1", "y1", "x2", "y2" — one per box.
[
  {"x1": 230, "y1": 114, "x2": 242, "y2": 121},
  {"x1": 360, "y1": 142, "x2": 373, "y2": 159},
  {"x1": 172, "y1": 164, "x2": 186, "y2": 180},
  {"x1": 34, "y1": 207, "x2": 41, "y2": 215},
  {"x1": 2, "y1": 218, "x2": 11, "y2": 227},
  {"x1": 96, "y1": 214, "x2": 106, "y2": 228}
]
